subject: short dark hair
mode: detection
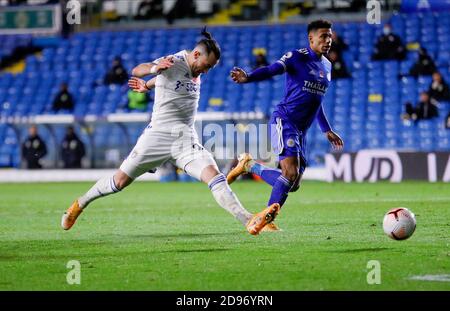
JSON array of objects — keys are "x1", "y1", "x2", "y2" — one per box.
[
  {"x1": 307, "y1": 19, "x2": 332, "y2": 34},
  {"x1": 196, "y1": 27, "x2": 221, "y2": 60}
]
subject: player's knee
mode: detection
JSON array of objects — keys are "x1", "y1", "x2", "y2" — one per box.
[
  {"x1": 114, "y1": 178, "x2": 127, "y2": 190},
  {"x1": 114, "y1": 171, "x2": 133, "y2": 190},
  {"x1": 200, "y1": 165, "x2": 221, "y2": 183},
  {"x1": 289, "y1": 166, "x2": 304, "y2": 192}
]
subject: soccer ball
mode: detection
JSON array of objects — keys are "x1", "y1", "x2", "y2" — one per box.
[{"x1": 383, "y1": 207, "x2": 416, "y2": 240}]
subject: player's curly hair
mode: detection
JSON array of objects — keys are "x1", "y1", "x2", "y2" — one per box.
[
  {"x1": 197, "y1": 26, "x2": 221, "y2": 60},
  {"x1": 307, "y1": 19, "x2": 332, "y2": 33}
]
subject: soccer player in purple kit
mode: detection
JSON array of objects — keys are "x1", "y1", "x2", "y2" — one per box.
[{"x1": 227, "y1": 20, "x2": 344, "y2": 231}]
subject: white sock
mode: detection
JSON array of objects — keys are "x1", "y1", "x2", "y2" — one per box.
[
  {"x1": 78, "y1": 176, "x2": 120, "y2": 209},
  {"x1": 208, "y1": 173, "x2": 252, "y2": 225}
]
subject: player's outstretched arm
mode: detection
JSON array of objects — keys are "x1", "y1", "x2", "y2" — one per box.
[
  {"x1": 131, "y1": 63, "x2": 153, "y2": 78},
  {"x1": 128, "y1": 77, "x2": 156, "y2": 93},
  {"x1": 230, "y1": 62, "x2": 285, "y2": 84},
  {"x1": 131, "y1": 57, "x2": 174, "y2": 78}
]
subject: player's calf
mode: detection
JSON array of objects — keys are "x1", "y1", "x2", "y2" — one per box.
[
  {"x1": 61, "y1": 173, "x2": 128, "y2": 230},
  {"x1": 207, "y1": 172, "x2": 253, "y2": 226},
  {"x1": 289, "y1": 174, "x2": 302, "y2": 192}
]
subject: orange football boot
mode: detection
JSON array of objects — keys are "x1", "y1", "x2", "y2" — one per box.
[
  {"x1": 61, "y1": 200, "x2": 83, "y2": 230},
  {"x1": 246, "y1": 203, "x2": 281, "y2": 235},
  {"x1": 227, "y1": 153, "x2": 254, "y2": 184}
]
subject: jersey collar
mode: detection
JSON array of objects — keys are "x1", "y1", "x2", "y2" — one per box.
[{"x1": 307, "y1": 46, "x2": 321, "y2": 61}]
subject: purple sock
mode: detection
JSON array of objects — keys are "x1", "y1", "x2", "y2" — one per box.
[
  {"x1": 268, "y1": 175, "x2": 293, "y2": 207},
  {"x1": 249, "y1": 162, "x2": 281, "y2": 186}
]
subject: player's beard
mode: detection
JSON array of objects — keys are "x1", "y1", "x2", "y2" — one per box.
[
  {"x1": 191, "y1": 64, "x2": 200, "y2": 77},
  {"x1": 192, "y1": 70, "x2": 200, "y2": 78}
]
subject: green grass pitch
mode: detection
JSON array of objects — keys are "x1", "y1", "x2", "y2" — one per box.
[{"x1": 0, "y1": 181, "x2": 449, "y2": 290}]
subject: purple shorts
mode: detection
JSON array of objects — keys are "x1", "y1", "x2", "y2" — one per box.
[{"x1": 270, "y1": 115, "x2": 307, "y2": 173}]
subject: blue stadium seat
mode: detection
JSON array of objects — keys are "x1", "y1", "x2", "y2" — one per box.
[{"x1": 2, "y1": 18, "x2": 449, "y2": 167}]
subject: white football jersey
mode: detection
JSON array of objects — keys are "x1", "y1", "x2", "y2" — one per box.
[{"x1": 149, "y1": 50, "x2": 201, "y2": 130}]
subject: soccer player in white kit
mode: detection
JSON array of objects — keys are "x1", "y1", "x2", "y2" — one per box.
[{"x1": 61, "y1": 29, "x2": 280, "y2": 235}]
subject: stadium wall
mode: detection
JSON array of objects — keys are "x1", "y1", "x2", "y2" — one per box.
[{"x1": 326, "y1": 150, "x2": 450, "y2": 182}]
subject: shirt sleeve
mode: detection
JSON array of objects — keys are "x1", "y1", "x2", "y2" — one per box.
[
  {"x1": 316, "y1": 104, "x2": 332, "y2": 133},
  {"x1": 150, "y1": 55, "x2": 175, "y2": 76},
  {"x1": 151, "y1": 55, "x2": 171, "y2": 65},
  {"x1": 276, "y1": 50, "x2": 298, "y2": 72},
  {"x1": 246, "y1": 49, "x2": 299, "y2": 82}
]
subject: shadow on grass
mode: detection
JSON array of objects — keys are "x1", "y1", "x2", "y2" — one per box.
[
  {"x1": 121, "y1": 231, "x2": 242, "y2": 239},
  {"x1": 330, "y1": 247, "x2": 391, "y2": 253},
  {"x1": 158, "y1": 248, "x2": 231, "y2": 254},
  {"x1": 0, "y1": 231, "x2": 244, "y2": 261}
]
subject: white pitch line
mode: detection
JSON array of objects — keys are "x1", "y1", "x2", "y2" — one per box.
[{"x1": 408, "y1": 274, "x2": 450, "y2": 282}]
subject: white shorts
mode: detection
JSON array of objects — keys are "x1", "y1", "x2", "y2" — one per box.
[{"x1": 119, "y1": 125, "x2": 217, "y2": 180}]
